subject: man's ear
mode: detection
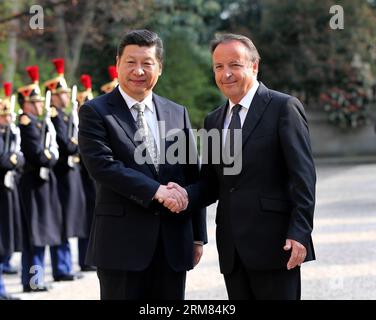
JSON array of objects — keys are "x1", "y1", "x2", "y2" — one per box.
[
  {"x1": 116, "y1": 55, "x2": 120, "y2": 68},
  {"x1": 252, "y1": 62, "x2": 259, "y2": 75}
]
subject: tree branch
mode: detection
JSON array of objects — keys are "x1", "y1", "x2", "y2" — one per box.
[{"x1": 67, "y1": 0, "x2": 96, "y2": 80}]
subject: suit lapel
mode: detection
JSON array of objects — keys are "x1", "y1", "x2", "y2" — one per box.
[
  {"x1": 211, "y1": 102, "x2": 228, "y2": 170},
  {"x1": 216, "y1": 102, "x2": 229, "y2": 132},
  {"x1": 153, "y1": 94, "x2": 174, "y2": 135},
  {"x1": 240, "y1": 82, "x2": 271, "y2": 150},
  {"x1": 108, "y1": 87, "x2": 140, "y2": 148},
  {"x1": 215, "y1": 101, "x2": 229, "y2": 147}
]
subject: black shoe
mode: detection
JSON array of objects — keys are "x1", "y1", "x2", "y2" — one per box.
[
  {"x1": 54, "y1": 272, "x2": 83, "y2": 282},
  {"x1": 23, "y1": 284, "x2": 50, "y2": 293},
  {"x1": 80, "y1": 265, "x2": 96, "y2": 272},
  {"x1": 0, "y1": 294, "x2": 21, "y2": 300},
  {"x1": 3, "y1": 266, "x2": 18, "y2": 275}
]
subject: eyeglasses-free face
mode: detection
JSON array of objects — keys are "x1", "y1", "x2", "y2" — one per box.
[{"x1": 116, "y1": 44, "x2": 162, "y2": 101}]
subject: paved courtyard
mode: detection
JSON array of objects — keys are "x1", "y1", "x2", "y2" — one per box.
[{"x1": 4, "y1": 162, "x2": 376, "y2": 300}]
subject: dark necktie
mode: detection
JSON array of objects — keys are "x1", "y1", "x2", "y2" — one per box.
[{"x1": 225, "y1": 104, "x2": 242, "y2": 160}]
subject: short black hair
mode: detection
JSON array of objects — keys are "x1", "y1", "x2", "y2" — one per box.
[
  {"x1": 211, "y1": 33, "x2": 260, "y2": 63},
  {"x1": 117, "y1": 29, "x2": 163, "y2": 65}
]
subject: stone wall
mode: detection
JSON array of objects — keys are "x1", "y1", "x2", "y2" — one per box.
[{"x1": 307, "y1": 110, "x2": 376, "y2": 157}]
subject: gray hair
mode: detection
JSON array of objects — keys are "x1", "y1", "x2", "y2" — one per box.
[{"x1": 210, "y1": 33, "x2": 260, "y2": 63}]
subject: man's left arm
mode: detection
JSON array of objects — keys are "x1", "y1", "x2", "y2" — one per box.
[{"x1": 278, "y1": 97, "x2": 316, "y2": 250}]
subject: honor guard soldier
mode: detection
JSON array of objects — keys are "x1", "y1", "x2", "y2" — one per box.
[
  {"x1": 18, "y1": 65, "x2": 63, "y2": 292},
  {"x1": 76, "y1": 74, "x2": 96, "y2": 272},
  {"x1": 100, "y1": 65, "x2": 118, "y2": 94},
  {"x1": 1, "y1": 83, "x2": 22, "y2": 276},
  {"x1": 0, "y1": 82, "x2": 24, "y2": 299},
  {"x1": 44, "y1": 58, "x2": 85, "y2": 281}
]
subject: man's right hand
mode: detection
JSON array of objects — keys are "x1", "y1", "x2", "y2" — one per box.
[
  {"x1": 153, "y1": 184, "x2": 188, "y2": 213},
  {"x1": 164, "y1": 182, "x2": 189, "y2": 213}
]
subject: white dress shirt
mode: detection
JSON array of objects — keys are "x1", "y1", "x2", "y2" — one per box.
[
  {"x1": 222, "y1": 81, "x2": 259, "y2": 145},
  {"x1": 118, "y1": 86, "x2": 160, "y2": 151}
]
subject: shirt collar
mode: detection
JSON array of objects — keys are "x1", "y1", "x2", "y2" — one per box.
[
  {"x1": 228, "y1": 80, "x2": 259, "y2": 112},
  {"x1": 118, "y1": 85, "x2": 154, "y2": 113}
]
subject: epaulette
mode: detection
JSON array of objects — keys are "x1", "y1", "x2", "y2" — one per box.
[{"x1": 19, "y1": 114, "x2": 31, "y2": 126}]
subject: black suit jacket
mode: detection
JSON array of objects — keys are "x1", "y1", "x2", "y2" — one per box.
[
  {"x1": 78, "y1": 87, "x2": 207, "y2": 272},
  {"x1": 187, "y1": 82, "x2": 316, "y2": 274}
]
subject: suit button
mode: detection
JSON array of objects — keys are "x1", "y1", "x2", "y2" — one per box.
[
  {"x1": 229, "y1": 187, "x2": 235, "y2": 193},
  {"x1": 154, "y1": 211, "x2": 160, "y2": 216}
]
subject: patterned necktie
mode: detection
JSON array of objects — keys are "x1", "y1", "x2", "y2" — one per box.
[
  {"x1": 133, "y1": 102, "x2": 159, "y2": 172},
  {"x1": 225, "y1": 104, "x2": 242, "y2": 159}
]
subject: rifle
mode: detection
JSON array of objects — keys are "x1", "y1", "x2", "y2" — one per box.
[
  {"x1": 67, "y1": 85, "x2": 79, "y2": 168},
  {"x1": 39, "y1": 90, "x2": 52, "y2": 181},
  {"x1": 4, "y1": 94, "x2": 17, "y2": 189}
]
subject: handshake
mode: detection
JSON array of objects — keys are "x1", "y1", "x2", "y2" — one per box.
[{"x1": 154, "y1": 182, "x2": 188, "y2": 213}]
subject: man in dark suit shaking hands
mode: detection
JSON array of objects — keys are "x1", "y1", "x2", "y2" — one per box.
[
  {"x1": 167, "y1": 33, "x2": 316, "y2": 300},
  {"x1": 78, "y1": 29, "x2": 206, "y2": 300}
]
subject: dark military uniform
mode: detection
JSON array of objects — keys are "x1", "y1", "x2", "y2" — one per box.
[
  {"x1": 0, "y1": 125, "x2": 25, "y2": 257},
  {"x1": 77, "y1": 74, "x2": 96, "y2": 271},
  {"x1": 0, "y1": 82, "x2": 24, "y2": 299},
  {"x1": 78, "y1": 163, "x2": 95, "y2": 270},
  {"x1": 17, "y1": 65, "x2": 64, "y2": 292},
  {"x1": 19, "y1": 113, "x2": 63, "y2": 246},
  {"x1": 51, "y1": 108, "x2": 87, "y2": 238},
  {"x1": 0, "y1": 124, "x2": 25, "y2": 299},
  {"x1": 44, "y1": 58, "x2": 85, "y2": 280},
  {"x1": 19, "y1": 112, "x2": 64, "y2": 289},
  {"x1": 50, "y1": 108, "x2": 88, "y2": 276}
]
